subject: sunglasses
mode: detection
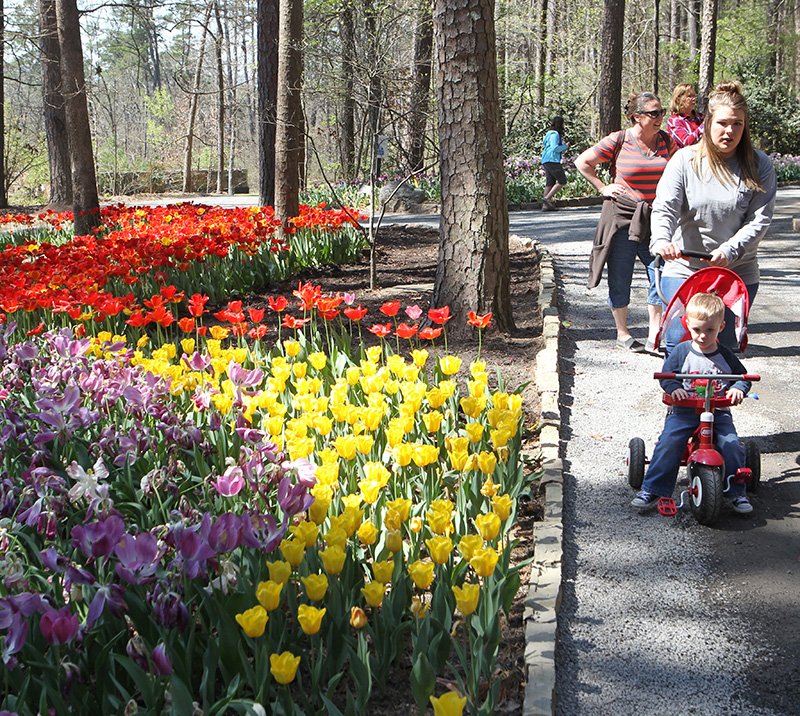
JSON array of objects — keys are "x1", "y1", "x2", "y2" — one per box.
[{"x1": 639, "y1": 109, "x2": 666, "y2": 118}]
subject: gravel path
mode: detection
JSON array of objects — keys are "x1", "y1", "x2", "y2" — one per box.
[{"x1": 541, "y1": 191, "x2": 800, "y2": 715}]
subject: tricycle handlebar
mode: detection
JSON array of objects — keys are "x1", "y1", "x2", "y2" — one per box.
[{"x1": 654, "y1": 372, "x2": 761, "y2": 382}]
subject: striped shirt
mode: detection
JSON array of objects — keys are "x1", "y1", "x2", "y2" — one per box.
[
  {"x1": 590, "y1": 130, "x2": 674, "y2": 203},
  {"x1": 667, "y1": 112, "x2": 704, "y2": 148}
]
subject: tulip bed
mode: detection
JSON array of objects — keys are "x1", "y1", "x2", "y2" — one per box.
[{"x1": 0, "y1": 206, "x2": 535, "y2": 716}]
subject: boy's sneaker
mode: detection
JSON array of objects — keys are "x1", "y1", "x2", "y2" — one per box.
[
  {"x1": 730, "y1": 496, "x2": 753, "y2": 514},
  {"x1": 630, "y1": 491, "x2": 659, "y2": 510}
]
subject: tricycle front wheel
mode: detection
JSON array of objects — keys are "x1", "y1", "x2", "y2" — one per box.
[
  {"x1": 689, "y1": 465, "x2": 723, "y2": 525},
  {"x1": 628, "y1": 438, "x2": 646, "y2": 489}
]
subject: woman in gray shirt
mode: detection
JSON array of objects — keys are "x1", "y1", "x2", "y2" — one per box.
[{"x1": 650, "y1": 81, "x2": 776, "y2": 353}]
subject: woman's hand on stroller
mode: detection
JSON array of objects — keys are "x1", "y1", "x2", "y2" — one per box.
[
  {"x1": 654, "y1": 242, "x2": 682, "y2": 261},
  {"x1": 707, "y1": 248, "x2": 730, "y2": 267},
  {"x1": 726, "y1": 387, "x2": 745, "y2": 405}
]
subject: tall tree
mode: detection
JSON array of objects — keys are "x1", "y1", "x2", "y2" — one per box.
[
  {"x1": 598, "y1": 0, "x2": 624, "y2": 135},
  {"x1": 39, "y1": 0, "x2": 72, "y2": 207},
  {"x1": 182, "y1": 3, "x2": 213, "y2": 193},
  {"x1": 406, "y1": 0, "x2": 433, "y2": 173},
  {"x1": 257, "y1": 0, "x2": 279, "y2": 205},
  {"x1": 55, "y1": 0, "x2": 100, "y2": 236},
  {"x1": 698, "y1": 0, "x2": 718, "y2": 107},
  {"x1": 274, "y1": 0, "x2": 303, "y2": 221},
  {"x1": 432, "y1": 0, "x2": 512, "y2": 334},
  {"x1": 338, "y1": 0, "x2": 356, "y2": 179},
  {"x1": 0, "y1": 0, "x2": 6, "y2": 208}
]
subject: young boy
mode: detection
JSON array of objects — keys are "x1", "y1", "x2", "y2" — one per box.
[{"x1": 631, "y1": 292, "x2": 753, "y2": 514}]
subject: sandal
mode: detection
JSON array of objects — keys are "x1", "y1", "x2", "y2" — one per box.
[{"x1": 615, "y1": 336, "x2": 646, "y2": 353}]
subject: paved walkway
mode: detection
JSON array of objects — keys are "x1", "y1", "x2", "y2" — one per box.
[{"x1": 534, "y1": 188, "x2": 800, "y2": 715}]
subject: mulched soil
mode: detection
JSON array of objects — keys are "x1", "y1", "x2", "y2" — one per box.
[{"x1": 260, "y1": 223, "x2": 546, "y2": 714}]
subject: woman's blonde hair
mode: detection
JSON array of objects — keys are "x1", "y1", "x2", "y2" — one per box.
[
  {"x1": 692, "y1": 81, "x2": 764, "y2": 192},
  {"x1": 669, "y1": 84, "x2": 696, "y2": 115}
]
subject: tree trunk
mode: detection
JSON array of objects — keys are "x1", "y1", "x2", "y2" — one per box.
[
  {"x1": 536, "y1": 0, "x2": 547, "y2": 106},
  {"x1": 214, "y1": 1, "x2": 225, "y2": 193},
  {"x1": 40, "y1": 0, "x2": 72, "y2": 207},
  {"x1": 653, "y1": 0, "x2": 660, "y2": 94},
  {"x1": 0, "y1": 0, "x2": 6, "y2": 208},
  {"x1": 668, "y1": 0, "x2": 679, "y2": 87},
  {"x1": 55, "y1": 0, "x2": 100, "y2": 236},
  {"x1": 688, "y1": 0, "x2": 700, "y2": 61},
  {"x1": 274, "y1": 0, "x2": 303, "y2": 222},
  {"x1": 407, "y1": 0, "x2": 433, "y2": 173},
  {"x1": 698, "y1": 0, "x2": 717, "y2": 109},
  {"x1": 432, "y1": 0, "x2": 513, "y2": 335},
  {"x1": 364, "y1": 0, "x2": 382, "y2": 179},
  {"x1": 257, "y1": 0, "x2": 279, "y2": 205},
  {"x1": 339, "y1": 0, "x2": 356, "y2": 179},
  {"x1": 598, "y1": 0, "x2": 624, "y2": 135},
  {"x1": 182, "y1": 3, "x2": 213, "y2": 193}
]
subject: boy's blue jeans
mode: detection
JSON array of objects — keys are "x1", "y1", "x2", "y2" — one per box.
[{"x1": 641, "y1": 407, "x2": 746, "y2": 498}]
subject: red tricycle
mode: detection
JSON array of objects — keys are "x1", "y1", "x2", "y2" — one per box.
[{"x1": 627, "y1": 371, "x2": 762, "y2": 525}]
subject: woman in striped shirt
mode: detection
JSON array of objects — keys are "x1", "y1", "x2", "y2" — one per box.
[
  {"x1": 666, "y1": 84, "x2": 704, "y2": 148},
  {"x1": 576, "y1": 92, "x2": 676, "y2": 353}
]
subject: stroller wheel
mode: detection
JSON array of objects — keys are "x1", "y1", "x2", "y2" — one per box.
[
  {"x1": 745, "y1": 440, "x2": 761, "y2": 493},
  {"x1": 628, "y1": 438, "x2": 646, "y2": 489}
]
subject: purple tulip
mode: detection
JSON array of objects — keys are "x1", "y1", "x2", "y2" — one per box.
[
  {"x1": 151, "y1": 642, "x2": 173, "y2": 676},
  {"x1": 148, "y1": 582, "x2": 189, "y2": 631},
  {"x1": 227, "y1": 360, "x2": 263, "y2": 388},
  {"x1": 85, "y1": 584, "x2": 126, "y2": 629},
  {"x1": 213, "y1": 465, "x2": 245, "y2": 497},
  {"x1": 39, "y1": 606, "x2": 80, "y2": 645},
  {"x1": 241, "y1": 511, "x2": 284, "y2": 553},
  {"x1": 72, "y1": 515, "x2": 126, "y2": 560},
  {"x1": 209, "y1": 512, "x2": 243, "y2": 553},
  {"x1": 277, "y1": 475, "x2": 314, "y2": 517},
  {"x1": 114, "y1": 532, "x2": 162, "y2": 585}
]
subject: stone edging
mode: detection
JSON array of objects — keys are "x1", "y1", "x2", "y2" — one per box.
[{"x1": 522, "y1": 243, "x2": 562, "y2": 716}]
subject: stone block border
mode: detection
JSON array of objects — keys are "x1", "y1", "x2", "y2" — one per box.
[{"x1": 522, "y1": 243, "x2": 562, "y2": 716}]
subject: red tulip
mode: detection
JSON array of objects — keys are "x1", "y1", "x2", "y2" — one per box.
[
  {"x1": 467, "y1": 311, "x2": 492, "y2": 329},
  {"x1": 268, "y1": 295, "x2": 289, "y2": 312},
  {"x1": 368, "y1": 322, "x2": 392, "y2": 337},
  {"x1": 344, "y1": 305, "x2": 368, "y2": 321},
  {"x1": 418, "y1": 326, "x2": 443, "y2": 340},
  {"x1": 427, "y1": 306, "x2": 452, "y2": 325},
  {"x1": 395, "y1": 322, "x2": 418, "y2": 339}
]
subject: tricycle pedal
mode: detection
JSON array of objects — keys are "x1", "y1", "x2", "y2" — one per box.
[{"x1": 657, "y1": 497, "x2": 678, "y2": 517}]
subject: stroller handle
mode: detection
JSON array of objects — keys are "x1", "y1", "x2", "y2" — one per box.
[
  {"x1": 652, "y1": 250, "x2": 714, "y2": 304},
  {"x1": 654, "y1": 372, "x2": 761, "y2": 382}
]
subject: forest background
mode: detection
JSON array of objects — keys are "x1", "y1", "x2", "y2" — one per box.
[{"x1": 2, "y1": 0, "x2": 800, "y2": 210}]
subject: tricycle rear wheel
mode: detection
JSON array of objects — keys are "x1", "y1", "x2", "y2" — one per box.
[
  {"x1": 628, "y1": 438, "x2": 646, "y2": 489},
  {"x1": 745, "y1": 440, "x2": 761, "y2": 493},
  {"x1": 689, "y1": 465, "x2": 723, "y2": 525}
]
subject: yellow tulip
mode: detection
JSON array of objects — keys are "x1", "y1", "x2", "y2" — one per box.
[
  {"x1": 209, "y1": 325, "x2": 230, "y2": 340},
  {"x1": 346, "y1": 366, "x2": 361, "y2": 385},
  {"x1": 180, "y1": 337, "x2": 195, "y2": 355},
  {"x1": 426, "y1": 509, "x2": 453, "y2": 536},
  {"x1": 477, "y1": 451, "x2": 497, "y2": 475},
  {"x1": 492, "y1": 494, "x2": 514, "y2": 521},
  {"x1": 361, "y1": 581, "x2": 386, "y2": 608},
  {"x1": 386, "y1": 353, "x2": 406, "y2": 376},
  {"x1": 465, "y1": 422, "x2": 484, "y2": 443},
  {"x1": 334, "y1": 434, "x2": 358, "y2": 460},
  {"x1": 386, "y1": 497, "x2": 412, "y2": 521},
  {"x1": 292, "y1": 362, "x2": 308, "y2": 379},
  {"x1": 430, "y1": 691, "x2": 467, "y2": 716},
  {"x1": 350, "y1": 606, "x2": 368, "y2": 629},
  {"x1": 475, "y1": 512, "x2": 501, "y2": 541},
  {"x1": 426, "y1": 536, "x2": 454, "y2": 565},
  {"x1": 383, "y1": 508, "x2": 402, "y2": 531},
  {"x1": 341, "y1": 506, "x2": 364, "y2": 537},
  {"x1": 438, "y1": 355, "x2": 462, "y2": 376},
  {"x1": 365, "y1": 345, "x2": 382, "y2": 363},
  {"x1": 490, "y1": 427, "x2": 511, "y2": 449},
  {"x1": 422, "y1": 410, "x2": 444, "y2": 433},
  {"x1": 470, "y1": 359, "x2": 487, "y2": 378},
  {"x1": 408, "y1": 560, "x2": 435, "y2": 589},
  {"x1": 394, "y1": 443, "x2": 414, "y2": 467},
  {"x1": 411, "y1": 348, "x2": 429, "y2": 367},
  {"x1": 235, "y1": 605, "x2": 268, "y2": 638},
  {"x1": 452, "y1": 583, "x2": 481, "y2": 616},
  {"x1": 470, "y1": 547, "x2": 500, "y2": 578},
  {"x1": 356, "y1": 434, "x2": 374, "y2": 454},
  {"x1": 301, "y1": 573, "x2": 329, "y2": 602},
  {"x1": 270, "y1": 651, "x2": 301, "y2": 685},
  {"x1": 256, "y1": 580, "x2": 284, "y2": 611},
  {"x1": 458, "y1": 534, "x2": 484, "y2": 562},
  {"x1": 480, "y1": 476, "x2": 499, "y2": 498},
  {"x1": 385, "y1": 529, "x2": 403, "y2": 553},
  {"x1": 309, "y1": 493, "x2": 332, "y2": 525},
  {"x1": 323, "y1": 526, "x2": 348, "y2": 549},
  {"x1": 266, "y1": 560, "x2": 292, "y2": 585},
  {"x1": 319, "y1": 545, "x2": 346, "y2": 575},
  {"x1": 357, "y1": 520, "x2": 378, "y2": 546},
  {"x1": 372, "y1": 559, "x2": 395, "y2": 584},
  {"x1": 279, "y1": 538, "x2": 306, "y2": 569},
  {"x1": 308, "y1": 352, "x2": 327, "y2": 370},
  {"x1": 437, "y1": 380, "x2": 457, "y2": 399},
  {"x1": 341, "y1": 493, "x2": 362, "y2": 510},
  {"x1": 283, "y1": 339, "x2": 301, "y2": 357},
  {"x1": 290, "y1": 520, "x2": 319, "y2": 548},
  {"x1": 358, "y1": 479, "x2": 382, "y2": 505},
  {"x1": 410, "y1": 595, "x2": 429, "y2": 619},
  {"x1": 449, "y1": 449, "x2": 469, "y2": 472},
  {"x1": 410, "y1": 516, "x2": 423, "y2": 534},
  {"x1": 459, "y1": 396, "x2": 485, "y2": 419},
  {"x1": 426, "y1": 387, "x2": 446, "y2": 409},
  {"x1": 412, "y1": 444, "x2": 439, "y2": 467},
  {"x1": 297, "y1": 604, "x2": 326, "y2": 635}
]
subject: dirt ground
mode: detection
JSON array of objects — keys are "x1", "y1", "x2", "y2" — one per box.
[{"x1": 265, "y1": 224, "x2": 545, "y2": 714}]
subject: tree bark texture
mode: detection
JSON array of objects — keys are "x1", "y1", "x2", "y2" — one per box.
[
  {"x1": 55, "y1": 0, "x2": 100, "y2": 236},
  {"x1": 698, "y1": 0, "x2": 717, "y2": 109},
  {"x1": 598, "y1": 0, "x2": 624, "y2": 136},
  {"x1": 39, "y1": 0, "x2": 72, "y2": 207},
  {"x1": 182, "y1": 3, "x2": 213, "y2": 193},
  {"x1": 652, "y1": 0, "x2": 660, "y2": 94},
  {"x1": 406, "y1": 0, "x2": 433, "y2": 173},
  {"x1": 274, "y1": 0, "x2": 303, "y2": 222},
  {"x1": 432, "y1": 0, "x2": 513, "y2": 334},
  {"x1": 688, "y1": 0, "x2": 700, "y2": 60},
  {"x1": 338, "y1": 0, "x2": 356, "y2": 179},
  {"x1": 214, "y1": 2, "x2": 225, "y2": 193},
  {"x1": 257, "y1": 0, "x2": 278, "y2": 205},
  {"x1": 0, "y1": 0, "x2": 6, "y2": 208}
]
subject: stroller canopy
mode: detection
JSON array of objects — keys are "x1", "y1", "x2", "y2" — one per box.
[{"x1": 658, "y1": 267, "x2": 750, "y2": 351}]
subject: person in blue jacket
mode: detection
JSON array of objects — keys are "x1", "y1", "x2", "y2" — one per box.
[
  {"x1": 541, "y1": 116, "x2": 569, "y2": 211},
  {"x1": 631, "y1": 292, "x2": 753, "y2": 515}
]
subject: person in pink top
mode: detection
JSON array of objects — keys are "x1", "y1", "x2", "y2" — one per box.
[{"x1": 667, "y1": 84, "x2": 704, "y2": 148}]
